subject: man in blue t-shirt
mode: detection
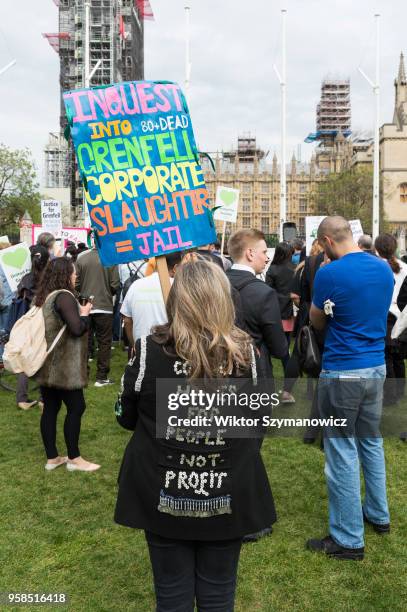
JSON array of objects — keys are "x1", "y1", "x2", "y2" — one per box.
[{"x1": 306, "y1": 216, "x2": 394, "y2": 561}]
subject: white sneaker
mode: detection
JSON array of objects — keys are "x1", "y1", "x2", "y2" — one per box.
[
  {"x1": 66, "y1": 458, "x2": 101, "y2": 472},
  {"x1": 94, "y1": 379, "x2": 114, "y2": 387},
  {"x1": 18, "y1": 401, "x2": 37, "y2": 410},
  {"x1": 45, "y1": 457, "x2": 67, "y2": 471},
  {"x1": 281, "y1": 391, "x2": 296, "y2": 404}
]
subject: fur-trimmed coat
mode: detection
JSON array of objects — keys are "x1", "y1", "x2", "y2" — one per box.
[{"x1": 35, "y1": 291, "x2": 88, "y2": 390}]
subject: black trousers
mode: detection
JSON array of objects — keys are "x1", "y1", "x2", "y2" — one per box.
[
  {"x1": 384, "y1": 345, "x2": 406, "y2": 403},
  {"x1": 145, "y1": 531, "x2": 242, "y2": 612},
  {"x1": 89, "y1": 313, "x2": 113, "y2": 380},
  {"x1": 281, "y1": 331, "x2": 291, "y2": 372},
  {"x1": 284, "y1": 343, "x2": 301, "y2": 393},
  {"x1": 40, "y1": 387, "x2": 86, "y2": 460}
]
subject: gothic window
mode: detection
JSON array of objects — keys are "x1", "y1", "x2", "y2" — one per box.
[
  {"x1": 261, "y1": 217, "x2": 270, "y2": 233},
  {"x1": 242, "y1": 216, "x2": 251, "y2": 228},
  {"x1": 261, "y1": 183, "x2": 270, "y2": 193},
  {"x1": 242, "y1": 198, "x2": 251, "y2": 212},
  {"x1": 261, "y1": 199, "x2": 269, "y2": 212},
  {"x1": 400, "y1": 183, "x2": 407, "y2": 203}
]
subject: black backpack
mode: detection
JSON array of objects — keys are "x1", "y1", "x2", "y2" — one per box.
[
  {"x1": 122, "y1": 262, "x2": 146, "y2": 300},
  {"x1": 296, "y1": 325, "x2": 322, "y2": 377}
]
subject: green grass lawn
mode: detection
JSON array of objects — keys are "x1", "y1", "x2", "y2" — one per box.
[{"x1": 1, "y1": 347, "x2": 406, "y2": 611}]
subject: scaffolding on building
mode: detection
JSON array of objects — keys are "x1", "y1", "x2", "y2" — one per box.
[
  {"x1": 223, "y1": 135, "x2": 266, "y2": 163},
  {"x1": 305, "y1": 78, "x2": 351, "y2": 144},
  {"x1": 44, "y1": 132, "x2": 71, "y2": 188},
  {"x1": 43, "y1": 0, "x2": 148, "y2": 221},
  {"x1": 42, "y1": 32, "x2": 71, "y2": 53}
]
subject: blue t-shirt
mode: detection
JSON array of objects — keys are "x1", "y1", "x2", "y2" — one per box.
[{"x1": 312, "y1": 252, "x2": 394, "y2": 370}]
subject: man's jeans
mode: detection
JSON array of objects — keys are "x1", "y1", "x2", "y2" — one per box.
[{"x1": 318, "y1": 365, "x2": 390, "y2": 549}]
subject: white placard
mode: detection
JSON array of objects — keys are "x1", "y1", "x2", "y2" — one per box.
[
  {"x1": 32, "y1": 225, "x2": 89, "y2": 248},
  {"x1": 41, "y1": 199, "x2": 62, "y2": 235},
  {"x1": 349, "y1": 219, "x2": 364, "y2": 243},
  {"x1": 0, "y1": 235, "x2": 9, "y2": 244},
  {"x1": 305, "y1": 216, "x2": 326, "y2": 254},
  {"x1": 213, "y1": 186, "x2": 240, "y2": 223},
  {"x1": 0, "y1": 243, "x2": 31, "y2": 292}
]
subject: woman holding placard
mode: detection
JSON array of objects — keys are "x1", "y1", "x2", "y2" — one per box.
[{"x1": 115, "y1": 259, "x2": 275, "y2": 611}]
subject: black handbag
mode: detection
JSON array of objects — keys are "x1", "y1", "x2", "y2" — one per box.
[{"x1": 297, "y1": 325, "x2": 322, "y2": 377}]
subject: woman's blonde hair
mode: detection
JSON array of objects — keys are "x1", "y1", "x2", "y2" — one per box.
[{"x1": 153, "y1": 259, "x2": 252, "y2": 379}]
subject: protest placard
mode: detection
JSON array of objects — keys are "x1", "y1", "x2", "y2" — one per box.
[
  {"x1": 213, "y1": 186, "x2": 239, "y2": 223},
  {"x1": 0, "y1": 243, "x2": 31, "y2": 292},
  {"x1": 41, "y1": 200, "x2": 62, "y2": 235},
  {"x1": 305, "y1": 216, "x2": 326, "y2": 254},
  {"x1": 213, "y1": 186, "x2": 240, "y2": 254},
  {"x1": 349, "y1": 219, "x2": 364, "y2": 243},
  {"x1": 63, "y1": 81, "x2": 216, "y2": 266},
  {"x1": 32, "y1": 225, "x2": 89, "y2": 249}
]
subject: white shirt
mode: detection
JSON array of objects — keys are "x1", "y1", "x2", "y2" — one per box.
[
  {"x1": 120, "y1": 272, "x2": 172, "y2": 341},
  {"x1": 231, "y1": 264, "x2": 256, "y2": 275},
  {"x1": 391, "y1": 259, "x2": 407, "y2": 318}
]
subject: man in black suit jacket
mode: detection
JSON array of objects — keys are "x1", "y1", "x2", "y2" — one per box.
[
  {"x1": 226, "y1": 229, "x2": 287, "y2": 543},
  {"x1": 226, "y1": 229, "x2": 287, "y2": 378}
]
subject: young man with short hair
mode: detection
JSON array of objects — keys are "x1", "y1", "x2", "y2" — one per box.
[{"x1": 226, "y1": 229, "x2": 287, "y2": 378}]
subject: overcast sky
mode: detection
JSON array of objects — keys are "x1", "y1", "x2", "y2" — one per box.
[{"x1": 0, "y1": 0, "x2": 406, "y2": 187}]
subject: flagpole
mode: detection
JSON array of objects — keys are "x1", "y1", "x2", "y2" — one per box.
[
  {"x1": 373, "y1": 13, "x2": 380, "y2": 240},
  {"x1": 281, "y1": 9, "x2": 287, "y2": 242},
  {"x1": 358, "y1": 13, "x2": 380, "y2": 240},
  {"x1": 185, "y1": 5, "x2": 191, "y2": 97},
  {"x1": 84, "y1": 1, "x2": 90, "y2": 88},
  {"x1": 83, "y1": 0, "x2": 91, "y2": 227},
  {"x1": 273, "y1": 9, "x2": 287, "y2": 242}
]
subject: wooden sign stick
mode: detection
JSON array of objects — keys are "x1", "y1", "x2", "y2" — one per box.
[
  {"x1": 156, "y1": 255, "x2": 171, "y2": 303},
  {"x1": 220, "y1": 221, "x2": 227, "y2": 256}
]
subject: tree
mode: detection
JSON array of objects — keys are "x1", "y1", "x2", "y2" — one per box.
[
  {"x1": 0, "y1": 143, "x2": 41, "y2": 233},
  {"x1": 312, "y1": 167, "x2": 388, "y2": 235}
]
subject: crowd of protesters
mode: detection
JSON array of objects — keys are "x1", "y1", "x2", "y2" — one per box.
[{"x1": 0, "y1": 217, "x2": 406, "y2": 610}]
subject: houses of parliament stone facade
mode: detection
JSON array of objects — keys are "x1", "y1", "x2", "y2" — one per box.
[
  {"x1": 203, "y1": 53, "x2": 407, "y2": 241},
  {"x1": 202, "y1": 134, "x2": 354, "y2": 241}
]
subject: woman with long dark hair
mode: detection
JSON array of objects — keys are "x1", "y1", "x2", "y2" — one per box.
[
  {"x1": 15, "y1": 245, "x2": 50, "y2": 410},
  {"x1": 115, "y1": 260, "x2": 275, "y2": 611},
  {"x1": 266, "y1": 242, "x2": 295, "y2": 335},
  {"x1": 18, "y1": 245, "x2": 50, "y2": 302},
  {"x1": 34, "y1": 257, "x2": 100, "y2": 471},
  {"x1": 375, "y1": 233, "x2": 407, "y2": 405}
]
